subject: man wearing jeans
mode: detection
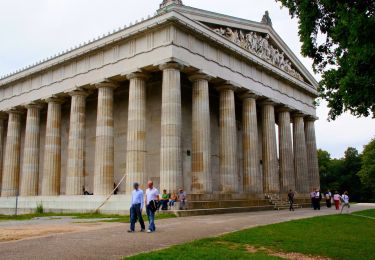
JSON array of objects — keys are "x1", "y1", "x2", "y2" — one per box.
[
  {"x1": 145, "y1": 180, "x2": 159, "y2": 233},
  {"x1": 128, "y1": 182, "x2": 145, "y2": 233}
]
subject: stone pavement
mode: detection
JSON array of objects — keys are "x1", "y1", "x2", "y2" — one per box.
[{"x1": 0, "y1": 203, "x2": 374, "y2": 260}]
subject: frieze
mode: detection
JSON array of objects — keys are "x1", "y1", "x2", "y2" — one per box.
[{"x1": 212, "y1": 27, "x2": 304, "y2": 81}]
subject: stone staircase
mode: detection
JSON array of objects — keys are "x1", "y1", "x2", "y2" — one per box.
[
  {"x1": 169, "y1": 194, "x2": 274, "y2": 217},
  {"x1": 265, "y1": 193, "x2": 303, "y2": 210}
]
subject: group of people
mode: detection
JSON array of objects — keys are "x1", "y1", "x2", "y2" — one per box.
[
  {"x1": 160, "y1": 189, "x2": 187, "y2": 211},
  {"x1": 287, "y1": 189, "x2": 350, "y2": 213},
  {"x1": 128, "y1": 181, "x2": 188, "y2": 233}
]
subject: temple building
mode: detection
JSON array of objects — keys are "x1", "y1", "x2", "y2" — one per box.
[{"x1": 0, "y1": 0, "x2": 319, "y2": 213}]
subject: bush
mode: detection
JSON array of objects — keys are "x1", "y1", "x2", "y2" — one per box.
[{"x1": 36, "y1": 202, "x2": 44, "y2": 214}]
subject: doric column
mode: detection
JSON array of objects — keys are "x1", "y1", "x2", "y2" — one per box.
[
  {"x1": 1, "y1": 110, "x2": 22, "y2": 197},
  {"x1": 159, "y1": 63, "x2": 183, "y2": 193},
  {"x1": 189, "y1": 73, "x2": 212, "y2": 193},
  {"x1": 93, "y1": 82, "x2": 117, "y2": 195},
  {"x1": 125, "y1": 73, "x2": 148, "y2": 194},
  {"x1": 66, "y1": 90, "x2": 89, "y2": 195},
  {"x1": 278, "y1": 107, "x2": 295, "y2": 193},
  {"x1": 42, "y1": 98, "x2": 63, "y2": 196},
  {"x1": 305, "y1": 117, "x2": 320, "y2": 190},
  {"x1": 241, "y1": 92, "x2": 262, "y2": 194},
  {"x1": 261, "y1": 101, "x2": 279, "y2": 194},
  {"x1": 0, "y1": 114, "x2": 7, "y2": 194},
  {"x1": 218, "y1": 84, "x2": 238, "y2": 193},
  {"x1": 20, "y1": 103, "x2": 42, "y2": 196},
  {"x1": 293, "y1": 113, "x2": 309, "y2": 194}
]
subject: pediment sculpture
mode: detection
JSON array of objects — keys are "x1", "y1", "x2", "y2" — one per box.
[{"x1": 212, "y1": 27, "x2": 304, "y2": 81}]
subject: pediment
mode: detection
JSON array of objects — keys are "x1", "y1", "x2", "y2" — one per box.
[{"x1": 203, "y1": 23, "x2": 304, "y2": 82}]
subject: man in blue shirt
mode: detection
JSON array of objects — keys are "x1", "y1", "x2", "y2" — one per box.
[{"x1": 128, "y1": 182, "x2": 145, "y2": 232}]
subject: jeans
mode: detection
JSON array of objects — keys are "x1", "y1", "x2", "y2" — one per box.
[
  {"x1": 146, "y1": 205, "x2": 156, "y2": 231},
  {"x1": 130, "y1": 203, "x2": 145, "y2": 231}
]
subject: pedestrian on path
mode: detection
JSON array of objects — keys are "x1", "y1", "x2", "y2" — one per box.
[
  {"x1": 313, "y1": 189, "x2": 321, "y2": 210},
  {"x1": 128, "y1": 182, "x2": 145, "y2": 233},
  {"x1": 145, "y1": 180, "x2": 159, "y2": 233},
  {"x1": 178, "y1": 188, "x2": 187, "y2": 210},
  {"x1": 333, "y1": 191, "x2": 341, "y2": 210},
  {"x1": 325, "y1": 190, "x2": 332, "y2": 208},
  {"x1": 287, "y1": 189, "x2": 295, "y2": 211},
  {"x1": 340, "y1": 191, "x2": 350, "y2": 214}
]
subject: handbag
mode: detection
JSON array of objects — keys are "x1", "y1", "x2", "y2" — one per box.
[{"x1": 149, "y1": 200, "x2": 158, "y2": 212}]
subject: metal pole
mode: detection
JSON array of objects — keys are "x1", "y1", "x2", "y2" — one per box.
[{"x1": 15, "y1": 189, "x2": 19, "y2": 216}]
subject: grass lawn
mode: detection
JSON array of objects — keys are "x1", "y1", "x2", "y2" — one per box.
[
  {"x1": 0, "y1": 211, "x2": 176, "y2": 223},
  {"x1": 128, "y1": 209, "x2": 375, "y2": 260}
]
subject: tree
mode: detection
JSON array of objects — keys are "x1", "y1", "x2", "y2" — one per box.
[
  {"x1": 358, "y1": 138, "x2": 375, "y2": 192},
  {"x1": 277, "y1": 0, "x2": 375, "y2": 120}
]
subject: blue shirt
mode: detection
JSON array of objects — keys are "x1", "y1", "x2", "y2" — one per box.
[{"x1": 131, "y1": 189, "x2": 144, "y2": 209}]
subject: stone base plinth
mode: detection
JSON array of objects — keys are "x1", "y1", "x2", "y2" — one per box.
[{"x1": 0, "y1": 195, "x2": 132, "y2": 215}]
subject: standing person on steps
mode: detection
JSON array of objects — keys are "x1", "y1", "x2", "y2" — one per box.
[
  {"x1": 287, "y1": 189, "x2": 295, "y2": 211},
  {"x1": 128, "y1": 182, "x2": 145, "y2": 233},
  {"x1": 145, "y1": 180, "x2": 159, "y2": 233}
]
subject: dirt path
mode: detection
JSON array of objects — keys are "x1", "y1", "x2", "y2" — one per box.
[{"x1": 0, "y1": 203, "x2": 373, "y2": 260}]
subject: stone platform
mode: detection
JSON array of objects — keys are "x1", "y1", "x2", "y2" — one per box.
[
  {"x1": 0, "y1": 195, "x2": 132, "y2": 215},
  {"x1": 0, "y1": 193, "x2": 312, "y2": 216}
]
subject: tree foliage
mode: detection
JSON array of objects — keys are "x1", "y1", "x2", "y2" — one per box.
[
  {"x1": 277, "y1": 0, "x2": 375, "y2": 120},
  {"x1": 358, "y1": 138, "x2": 375, "y2": 191}
]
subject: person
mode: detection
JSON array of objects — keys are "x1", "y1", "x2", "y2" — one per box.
[
  {"x1": 333, "y1": 191, "x2": 341, "y2": 210},
  {"x1": 310, "y1": 189, "x2": 315, "y2": 208},
  {"x1": 340, "y1": 191, "x2": 350, "y2": 214},
  {"x1": 178, "y1": 188, "x2": 187, "y2": 210},
  {"x1": 169, "y1": 193, "x2": 177, "y2": 209},
  {"x1": 128, "y1": 182, "x2": 145, "y2": 233},
  {"x1": 145, "y1": 180, "x2": 159, "y2": 233},
  {"x1": 313, "y1": 188, "x2": 321, "y2": 210},
  {"x1": 287, "y1": 189, "x2": 295, "y2": 211},
  {"x1": 325, "y1": 190, "x2": 332, "y2": 208},
  {"x1": 160, "y1": 189, "x2": 170, "y2": 210}
]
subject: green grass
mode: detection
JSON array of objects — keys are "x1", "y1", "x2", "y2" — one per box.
[
  {"x1": 128, "y1": 209, "x2": 375, "y2": 260},
  {"x1": 353, "y1": 209, "x2": 375, "y2": 218},
  {"x1": 0, "y1": 212, "x2": 176, "y2": 223}
]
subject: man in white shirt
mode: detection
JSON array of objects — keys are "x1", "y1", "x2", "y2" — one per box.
[
  {"x1": 340, "y1": 191, "x2": 350, "y2": 214},
  {"x1": 128, "y1": 182, "x2": 145, "y2": 232},
  {"x1": 145, "y1": 180, "x2": 159, "y2": 233}
]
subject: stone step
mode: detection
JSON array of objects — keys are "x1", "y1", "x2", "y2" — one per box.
[
  {"x1": 184, "y1": 199, "x2": 270, "y2": 209},
  {"x1": 171, "y1": 205, "x2": 275, "y2": 217},
  {"x1": 186, "y1": 193, "x2": 264, "y2": 201}
]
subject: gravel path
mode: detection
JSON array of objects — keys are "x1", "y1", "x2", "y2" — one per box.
[{"x1": 0, "y1": 203, "x2": 373, "y2": 260}]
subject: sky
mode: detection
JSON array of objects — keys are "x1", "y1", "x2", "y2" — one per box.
[{"x1": 0, "y1": 0, "x2": 373, "y2": 158}]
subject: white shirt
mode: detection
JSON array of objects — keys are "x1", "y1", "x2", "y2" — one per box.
[
  {"x1": 131, "y1": 189, "x2": 144, "y2": 209},
  {"x1": 146, "y1": 187, "x2": 159, "y2": 205},
  {"x1": 342, "y1": 194, "x2": 349, "y2": 204}
]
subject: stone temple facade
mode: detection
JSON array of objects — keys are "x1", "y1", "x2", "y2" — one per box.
[{"x1": 0, "y1": 0, "x2": 319, "y2": 213}]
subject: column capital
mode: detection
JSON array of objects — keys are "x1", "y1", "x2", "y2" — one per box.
[
  {"x1": 188, "y1": 73, "x2": 212, "y2": 82},
  {"x1": 239, "y1": 91, "x2": 258, "y2": 100},
  {"x1": 94, "y1": 80, "x2": 118, "y2": 90},
  {"x1": 126, "y1": 72, "x2": 150, "y2": 81},
  {"x1": 6, "y1": 108, "x2": 24, "y2": 115},
  {"x1": 45, "y1": 96, "x2": 65, "y2": 104},
  {"x1": 25, "y1": 101, "x2": 44, "y2": 110},
  {"x1": 260, "y1": 99, "x2": 276, "y2": 106},
  {"x1": 69, "y1": 88, "x2": 90, "y2": 97},
  {"x1": 159, "y1": 62, "x2": 184, "y2": 71},
  {"x1": 276, "y1": 105, "x2": 292, "y2": 113},
  {"x1": 292, "y1": 112, "x2": 306, "y2": 118},
  {"x1": 305, "y1": 115, "x2": 318, "y2": 122},
  {"x1": 216, "y1": 84, "x2": 236, "y2": 92}
]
